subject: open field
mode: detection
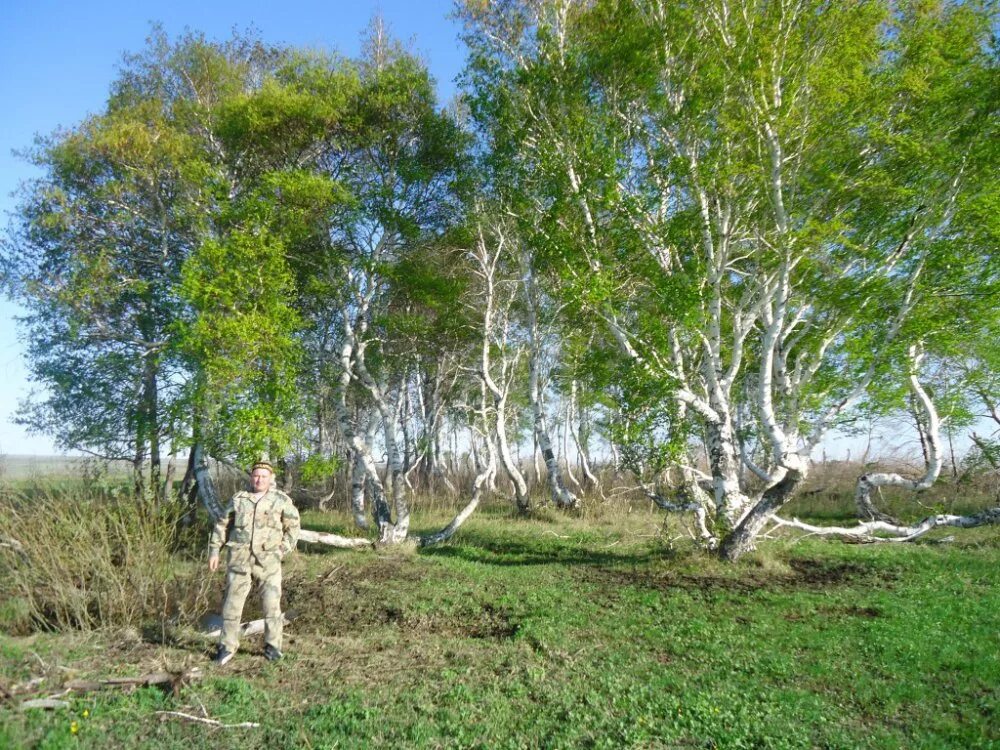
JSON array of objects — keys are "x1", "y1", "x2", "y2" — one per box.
[
  {"x1": 0, "y1": 455, "x2": 136, "y2": 481},
  {"x1": 1, "y1": 488, "x2": 998, "y2": 749}
]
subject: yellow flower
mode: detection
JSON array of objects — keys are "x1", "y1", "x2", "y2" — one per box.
[
  {"x1": 70, "y1": 721, "x2": 79, "y2": 735},
  {"x1": 81, "y1": 709, "x2": 90, "y2": 718}
]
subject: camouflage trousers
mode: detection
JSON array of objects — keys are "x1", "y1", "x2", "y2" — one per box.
[{"x1": 220, "y1": 547, "x2": 284, "y2": 653}]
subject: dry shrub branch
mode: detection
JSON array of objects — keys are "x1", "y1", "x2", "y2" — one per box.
[{"x1": 0, "y1": 486, "x2": 212, "y2": 634}]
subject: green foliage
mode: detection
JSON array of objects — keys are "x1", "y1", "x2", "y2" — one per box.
[
  {"x1": 298, "y1": 453, "x2": 342, "y2": 484},
  {"x1": 179, "y1": 225, "x2": 303, "y2": 463},
  {"x1": 2, "y1": 24, "x2": 472, "y2": 470}
]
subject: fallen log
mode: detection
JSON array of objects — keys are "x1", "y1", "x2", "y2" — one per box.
[
  {"x1": 19, "y1": 699, "x2": 70, "y2": 711},
  {"x1": 771, "y1": 506, "x2": 1000, "y2": 543},
  {"x1": 298, "y1": 528, "x2": 372, "y2": 549}
]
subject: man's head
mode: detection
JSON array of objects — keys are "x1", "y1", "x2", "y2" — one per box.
[{"x1": 250, "y1": 461, "x2": 274, "y2": 493}]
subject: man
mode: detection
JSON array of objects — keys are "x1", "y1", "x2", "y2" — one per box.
[{"x1": 208, "y1": 461, "x2": 301, "y2": 665}]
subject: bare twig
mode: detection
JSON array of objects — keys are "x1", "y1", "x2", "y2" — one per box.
[
  {"x1": 155, "y1": 710, "x2": 260, "y2": 729},
  {"x1": 320, "y1": 565, "x2": 345, "y2": 584},
  {"x1": 61, "y1": 668, "x2": 203, "y2": 697}
]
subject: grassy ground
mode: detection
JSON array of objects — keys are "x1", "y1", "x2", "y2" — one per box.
[{"x1": 1, "y1": 501, "x2": 998, "y2": 749}]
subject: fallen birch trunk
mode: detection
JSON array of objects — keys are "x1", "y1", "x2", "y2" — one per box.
[
  {"x1": 200, "y1": 611, "x2": 298, "y2": 639},
  {"x1": 19, "y1": 699, "x2": 70, "y2": 711},
  {"x1": 298, "y1": 528, "x2": 372, "y2": 549},
  {"x1": 771, "y1": 506, "x2": 1000, "y2": 543}
]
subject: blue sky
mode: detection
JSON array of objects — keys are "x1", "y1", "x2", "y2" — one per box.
[{"x1": 0, "y1": 0, "x2": 465, "y2": 455}]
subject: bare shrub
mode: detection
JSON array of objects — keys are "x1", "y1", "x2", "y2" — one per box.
[{"x1": 0, "y1": 485, "x2": 212, "y2": 634}]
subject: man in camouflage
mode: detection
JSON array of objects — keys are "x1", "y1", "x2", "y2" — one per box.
[{"x1": 208, "y1": 461, "x2": 300, "y2": 665}]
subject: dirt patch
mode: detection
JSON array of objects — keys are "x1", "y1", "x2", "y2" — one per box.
[
  {"x1": 283, "y1": 562, "x2": 520, "y2": 641},
  {"x1": 818, "y1": 604, "x2": 883, "y2": 618},
  {"x1": 465, "y1": 603, "x2": 520, "y2": 640},
  {"x1": 785, "y1": 558, "x2": 878, "y2": 586},
  {"x1": 577, "y1": 556, "x2": 893, "y2": 598}
]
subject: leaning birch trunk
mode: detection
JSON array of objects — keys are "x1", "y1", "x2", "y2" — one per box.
[
  {"x1": 569, "y1": 382, "x2": 600, "y2": 489},
  {"x1": 475, "y1": 224, "x2": 530, "y2": 512},
  {"x1": 333, "y1": 311, "x2": 393, "y2": 533},
  {"x1": 494, "y1": 395, "x2": 530, "y2": 512},
  {"x1": 486, "y1": 358, "x2": 529, "y2": 511},
  {"x1": 418, "y1": 462, "x2": 495, "y2": 546},
  {"x1": 719, "y1": 464, "x2": 808, "y2": 561},
  {"x1": 469, "y1": 396, "x2": 498, "y2": 493},
  {"x1": 192, "y1": 442, "x2": 225, "y2": 521},
  {"x1": 419, "y1": 381, "x2": 498, "y2": 546},
  {"x1": 562, "y1": 399, "x2": 583, "y2": 494},
  {"x1": 856, "y1": 346, "x2": 942, "y2": 521},
  {"x1": 523, "y1": 260, "x2": 578, "y2": 508}
]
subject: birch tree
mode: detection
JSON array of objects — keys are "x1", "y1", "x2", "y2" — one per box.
[
  {"x1": 461, "y1": 0, "x2": 1000, "y2": 559},
  {"x1": 523, "y1": 260, "x2": 579, "y2": 508},
  {"x1": 469, "y1": 214, "x2": 532, "y2": 511},
  {"x1": 323, "y1": 26, "x2": 471, "y2": 542}
]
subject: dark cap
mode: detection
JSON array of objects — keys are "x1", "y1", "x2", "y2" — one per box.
[{"x1": 250, "y1": 461, "x2": 274, "y2": 474}]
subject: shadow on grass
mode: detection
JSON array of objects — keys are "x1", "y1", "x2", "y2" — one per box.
[
  {"x1": 417, "y1": 526, "x2": 662, "y2": 569},
  {"x1": 417, "y1": 525, "x2": 898, "y2": 599}
]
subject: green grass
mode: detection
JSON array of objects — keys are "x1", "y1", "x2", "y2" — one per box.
[{"x1": 1, "y1": 504, "x2": 998, "y2": 749}]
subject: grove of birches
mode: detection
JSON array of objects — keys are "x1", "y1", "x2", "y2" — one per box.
[{"x1": 3, "y1": 0, "x2": 999, "y2": 560}]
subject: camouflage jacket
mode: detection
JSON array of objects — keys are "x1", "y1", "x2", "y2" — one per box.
[{"x1": 208, "y1": 488, "x2": 301, "y2": 559}]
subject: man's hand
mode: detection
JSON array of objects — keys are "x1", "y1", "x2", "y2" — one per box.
[{"x1": 209, "y1": 554, "x2": 220, "y2": 572}]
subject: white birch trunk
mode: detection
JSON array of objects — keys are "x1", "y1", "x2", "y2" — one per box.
[
  {"x1": 771, "y1": 507, "x2": 1000, "y2": 543},
  {"x1": 192, "y1": 442, "x2": 224, "y2": 522},
  {"x1": 348, "y1": 320, "x2": 410, "y2": 544},
  {"x1": 332, "y1": 306, "x2": 393, "y2": 535},
  {"x1": 348, "y1": 409, "x2": 380, "y2": 529},
  {"x1": 523, "y1": 262, "x2": 577, "y2": 508},
  {"x1": 855, "y1": 346, "x2": 942, "y2": 521},
  {"x1": 569, "y1": 381, "x2": 599, "y2": 489},
  {"x1": 419, "y1": 381, "x2": 497, "y2": 546},
  {"x1": 562, "y1": 397, "x2": 583, "y2": 493},
  {"x1": 474, "y1": 223, "x2": 529, "y2": 511}
]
